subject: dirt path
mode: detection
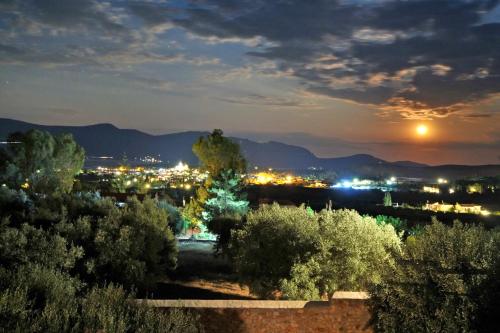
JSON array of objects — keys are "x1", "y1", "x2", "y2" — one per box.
[{"x1": 149, "y1": 240, "x2": 256, "y2": 299}]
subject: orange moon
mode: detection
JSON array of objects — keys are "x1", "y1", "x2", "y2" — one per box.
[{"x1": 416, "y1": 124, "x2": 428, "y2": 136}]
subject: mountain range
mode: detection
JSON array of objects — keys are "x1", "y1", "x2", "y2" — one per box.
[{"x1": 1, "y1": 118, "x2": 499, "y2": 180}]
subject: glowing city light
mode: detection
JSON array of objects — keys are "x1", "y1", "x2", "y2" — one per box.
[
  {"x1": 437, "y1": 178, "x2": 448, "y2": 184},
  {"x1": 174, "y1": 161, "x2": 189, "y2": 172}
]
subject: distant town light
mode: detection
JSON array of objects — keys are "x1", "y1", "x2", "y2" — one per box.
[
  {"x1": 423, "y1": 186, "x2": 440, "y2": 194},
  {"x1": 449, "y1": 188, "x2": 455, "y2": 194},
  {"x1": 174, "y1": 162, "x2": 189, "y2": 172},
  {"x1": 481, "y1": 210, "x2": 491, "y2": 216}
]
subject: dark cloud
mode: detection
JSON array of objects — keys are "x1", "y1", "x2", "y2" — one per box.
[
  {"x1": 157, "y1": 0, "x2": 500, "y2": 119},
  {"x1": 30, "y1": 0, "x2": 125, "y2": 32},
  {"x1": 128, "y1": 1, "x2": 170, "y2": 26},
  {"x1": 213, "y1": 94, "x2": 319, "y2": 108},
  {"x1": 3, "y1": 0, "x2": 500, "y2": 120},
  {"x1": 0, "y1": 0, "x2": 221, "y2": 70}
]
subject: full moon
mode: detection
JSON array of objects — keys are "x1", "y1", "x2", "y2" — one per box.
[{"x1": 416, "y1": 124, "x2": 428, "y2": 136}]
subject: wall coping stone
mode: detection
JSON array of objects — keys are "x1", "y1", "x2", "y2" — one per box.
[{"x1": 137, "y1": 291, "x2": 369, "y2": 308}]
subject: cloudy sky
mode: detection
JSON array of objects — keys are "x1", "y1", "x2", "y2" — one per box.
[{"x1": 1, "y1": 0, "x2": 500, "y2": 165}]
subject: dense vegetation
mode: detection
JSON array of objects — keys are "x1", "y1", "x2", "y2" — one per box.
[
  {"x1": 230, "y1": 204, "x2": 401, "y2": 299},
  {"x1": 226, "y1": 204, "x2": 500, "y2": 331},
  {"x1": 185, "y1": 129, "x2": 248, "y2": 235},
  {"x1": 0, "y1": 130, "x2": 201, "y2": 332},
  {"x1": 370, "y1": 220, "x2": 500, "y2": 333}
]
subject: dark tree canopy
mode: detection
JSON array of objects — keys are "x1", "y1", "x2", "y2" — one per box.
[
  {"x1": 192, "y1": 129, "x2": 246, "y2": 178},
  {"x1": 186, "y1": 129, "x2": 248, "y2": 226},
  {"x1": 370, "y1": 220, "x2": 500, "y2": 333},
  {"x1": 1, "y1": 129, "x2": 85, "y2": 194}
]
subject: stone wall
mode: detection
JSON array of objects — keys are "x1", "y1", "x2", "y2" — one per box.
[{"x1": 140, "y1": 292, "x2": 373, "y2": 333}]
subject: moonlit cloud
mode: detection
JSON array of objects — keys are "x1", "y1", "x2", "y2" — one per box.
[{"x1": 158, "y1": 0, "x2": 500, "y2": 119}]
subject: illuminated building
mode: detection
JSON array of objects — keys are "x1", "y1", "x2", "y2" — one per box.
[
  {"x1": 423, "y1": 202, "x2": 488, "y2": 215},
  {"x1": 422, "y1": 186, "x2": 440, "y2": 194}
]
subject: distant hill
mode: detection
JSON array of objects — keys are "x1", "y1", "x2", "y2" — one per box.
[{"x1": 1, "y1": 118, "x2": 499, "y2": 180}]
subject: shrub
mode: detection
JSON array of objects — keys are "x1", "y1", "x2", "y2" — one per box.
[
  {"x1": 0, "y1": 264, "x2": 82, "y2": 332},
  {"x1": 0, "y1": 270, "x2": 202, "y2": 333},
  {"x1": 206, "y1": 216, "x2": 241, "y2": 256},
  {"x1": 57, "y1": 196, "x2": 178, "y2": 289},
  {"x1": 280, "y1": 209, "x2": 401, "y2": 299},
  {"x1": 231, "y1": 204, "x2": 401, "y2": 299},
  {"x1": 370, "y1": 220, "x2": 500, "y2": 333},
  {"x1": 82, "y1": 285, "x2": 202, "y2": 333},
  {"x1": 231, "y1": 204, "x2": 320, "y2": 298}
]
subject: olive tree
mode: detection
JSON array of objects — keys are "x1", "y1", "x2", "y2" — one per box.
[
  {"x1": 0, "y1": 130, "x2": 84, "y2": 194},
  {"x1": 230, "y1": 204, "x2": 401, "y2": 299},
  {"x1": 370, "y1": 220, "x2": 500, "y2": 333}
]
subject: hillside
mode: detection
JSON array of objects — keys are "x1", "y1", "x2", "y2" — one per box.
[{"x1": 1, "y1": 118, "x2": 500, "y2": 180}]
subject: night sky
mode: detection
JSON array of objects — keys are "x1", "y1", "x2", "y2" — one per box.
[{"x1": 1, "y1": 0, "x2": 500, "y2": 165}]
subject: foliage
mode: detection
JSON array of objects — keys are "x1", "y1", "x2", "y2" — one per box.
[
  {"x1": 0, "y1": 130, "x2": 84, "y2": 194},
  {"x1": 0, "y1": 264, "x2": 83, "y2": 333},
  {"x1": 230, "y1": 204, "x2": 401, "y2": 299},
  {"x1": 0, "y1": 130, "x2": 199, "y2": 331},
  {"x1": 206, "y1": 216, "x2": 241, "y2": 256},
  {"x1": 158, "y1": 200, "x2": 183, "y2": 233},
  {"x1": 58, "y1": 196, "x2": 178, "y2": 289},
  {"x1": 0, "y1": 194, "x2": 193, "y2": 331},
  {"x1": 192, "y1": 129, "x2": 246, "y2": 177},
  {"x1": 280, "y1": 209, "x2": 401, "y2": 300},
  {"x1": 0, "y1": 187, "x2": 33, "y2": 225},
  {"x1": 182, "y1": 186, "x2": 208, "y2": 228},
  {"x1": 370, "y1": 220, "x2": 500, "y2": 333},
  {"x1": 0, "y1": 268, "x2": 201, "y2": 333},
  {"x1": 1, "y1": 191, "x2": 178, "y2": 290},
  {"x1": 231, "y1": 204, "x2": 319, "y2": 298},
  {"x1": 202, "y1": 170, "x2": 249, "y2": 221},
  {"x1": 109, "y1": 173, "x2": 151, "y2": 194},
  {"x1": 0, "y1": 217, "x2": 84, "y2": 273},
  {"x1": 383, "y1": 192, "x2": 392, "y2": 207},
  {"x1": 188, "y1": 129, "x2": 248, "y2": 229},
  {"x1": 82, "y1": 285, "x2": 202, "y2": 333},
  {"x1": 375, "y1": 215, "x2": 407, "y2": 235}
]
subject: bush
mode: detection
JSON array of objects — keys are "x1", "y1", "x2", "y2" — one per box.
[
  {"x1": 0, "y1": 218, "x2": 84, "y2": 272},
  {"x1": 230, "y1": 204, "x2": 401, "y2": 299},
  {"x1": 82, "y1": 285, "x2": 202, "y2": 333},
  {"x1": 57, "y1": 196, "x2": 178, "y2": 289},
  {"x1": 0, "y1": 268, "x2": 202, "y2": 333},
  {"x1": 0, "y1": 264, "x2": 82, "y2": 332},
  {"x1": 280, "y1": 209, "x2": 401, "y2": 299},
  {"x1": 206, "y1": 216, "x2": 241, "y2": 256},
  {"x1": 231, "y1": 204, "x2": 320, "y2": 298},
  {"x1": 375, "y1": 215, "x2": 407, "y2": 235},
  {"x1": 1, "y1": 192, "x2": 178, "y2": 290},
  {"x1": 158, "y1": 200, "x2": 183, "y2": 234},
  {"x1": 370, "y1": 220, "x2": 500, "y2": 333}
]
